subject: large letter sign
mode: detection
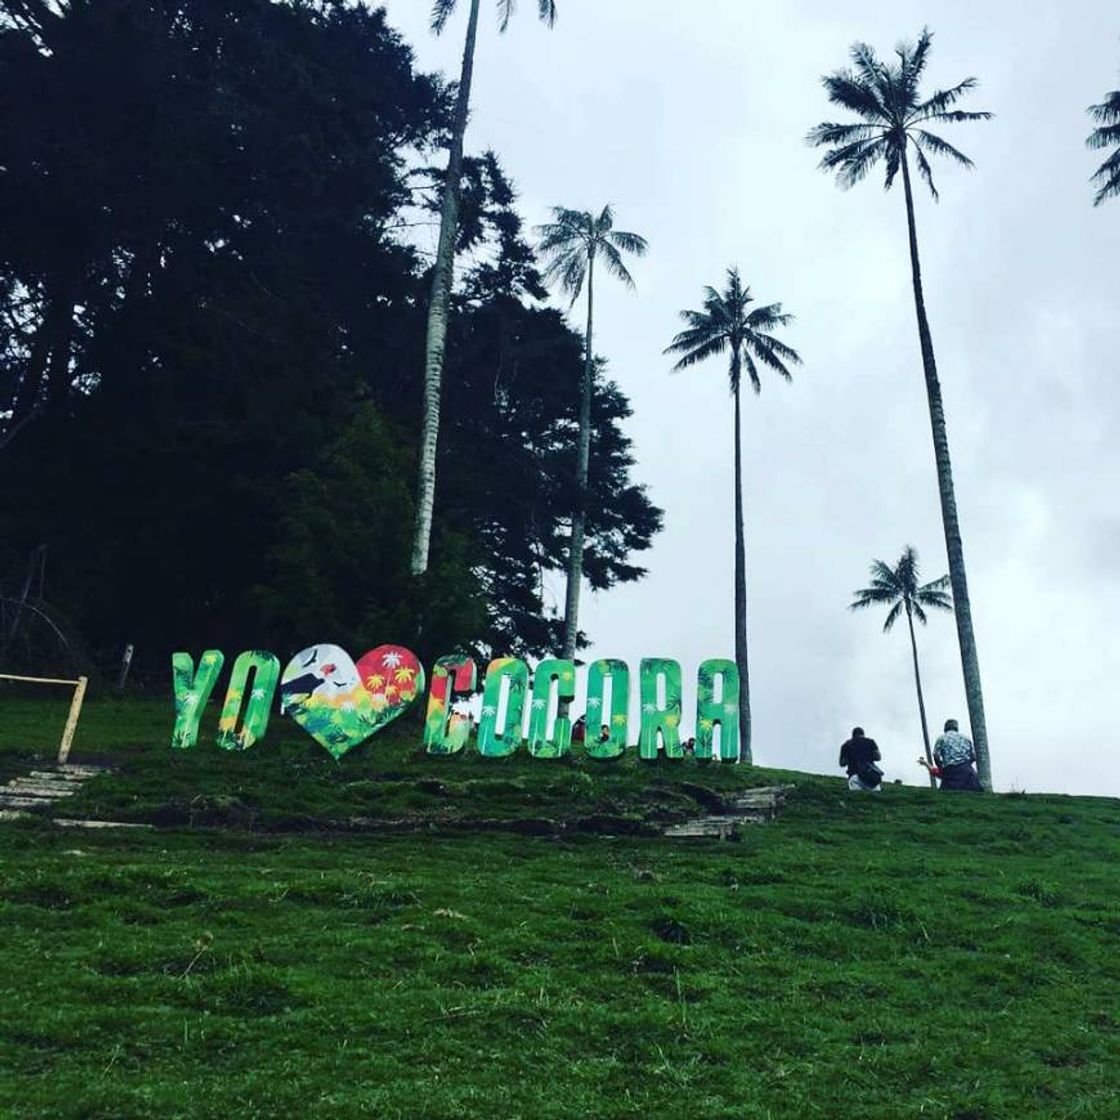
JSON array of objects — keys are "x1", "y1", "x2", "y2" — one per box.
[
  {"x1": 695, "y1": 658, "x2": 739, "y2": 762},
  {"x1": 477, "y1": 657, "x2": 529, "y2": 757},
  {"x1": 170, "y1": 646, "x2": 742, "y2": 763},
  {"x1": 585, "y1": 659, "x2": 630, "y2": 759},
  {"x1": 424, "y1": 655, "x2": 477, "y2": 755},
  {"x1": 217, "y1": 650, "x2": 280, "y2": 751},
  {"x1": 527, "y1": 658, "x2": 575, "y2": 758},
  {"x1": 171, "y1": 650, "x2": 225, "y2": 749},
  {"x1": 638, "y1": 658, "x2": 684, "y2": 759}
]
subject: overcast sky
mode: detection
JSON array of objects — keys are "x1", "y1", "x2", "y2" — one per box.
[{"x1": 381, "y1": 0, "x2": 1120, "y2": 796}]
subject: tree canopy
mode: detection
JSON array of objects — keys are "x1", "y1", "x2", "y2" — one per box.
[{"x1": 0, "y1": 0, "x2": 660, "y2": 674}]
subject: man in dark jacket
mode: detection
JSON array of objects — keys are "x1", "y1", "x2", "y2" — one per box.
[{"x1": 839, "y1": 727, "x2": 883, "y2": 791}]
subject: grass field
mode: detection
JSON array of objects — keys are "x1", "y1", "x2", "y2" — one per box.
[{"x1": 1, "y1": 693, "x2": 1118, "y2": 1118}]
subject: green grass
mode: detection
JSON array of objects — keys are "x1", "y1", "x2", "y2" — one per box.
[{"x1": 1, "y1": 694, "x2": 1119, "y2": 1118}]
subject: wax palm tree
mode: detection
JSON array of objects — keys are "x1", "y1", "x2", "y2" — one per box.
[
  {"x1": 850, "y1": 547, "x2": 952, "y2": 786},
  {"x1": 1087, "y1": 76, "x2": 1120, "y2": 205},
  {"x1": 412, "y1": 0, "x2": 558, "y2": 576},
  {"x1": 664, "y1": 269, "x2": 800, "y2": 764},
  {"x1": 535, "y1": 205, "x2": 648, "y2": 658},
  {"x1": 807, "y1": 28, "x2": 994, "y2": 789}
]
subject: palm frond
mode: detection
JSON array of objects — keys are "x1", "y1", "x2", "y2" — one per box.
[
  {"x1": 869, "y1": 559, "x2": 901, "y2": 587},
  {"x1": 911, "y1": 138, "x2": 939, "y2": 200},
  {"x1": 850, "y1": 587, "x2": 899, "y2": 609},
  {"x1": 912, "y1": 600, "x2": 928, "y2": 625},
  {"x1": 916, "y1": 572, "x2": 952, "y2": 612},
  {"x1": 541, "y1": 250, "x2": 587, "y2": 303},
  {"x1": 1090, "y1": 150, "x2": 1120, "y2": 206},
  {"x1": 914, "y1": 129, "x2": 975, "y2": 168},
  {"x1": 598, "y1": 240, "x2": 636, "y2": 288},
  {"x1": 1087, "y1": 89, "x2": 1120, "y2": 125},
  {"x1": 664, "y1": 331, "x2": 728, "y2": 371},
  {"x1": 430, "y1": 0, "x2": 458, "y2": 33},
  {"x1": 882, "y1": 600, "x2": 904, "y2": 632},
  {"x1": 497, "y1": 0, "x2": 515, "y2": 33},
  {"x1": 748, "y1": 331, "x2": 801, "y2": 367},
  {"x1": 609, "y1": 229, "x2": 648, "y2": 256},
  {"x1": 884, "y1": 142, "x2": 901, "y2": 190},
  {"x1": 913, "y1": 76, "x2": 978, "y2": 119},
  {"x1": 820, "y1": 72, "x2": 887, "y2": 122},
  {"x1": 806, "y1": 121, "x2": 884, "y2": 147},
  {"x1": 1087, "y1": 90, "x2": 1120, "y2": 204},
  {"x1": 740, "y1": 350, "x2": 760, "y2": 395},
  {"x1": 818, "y1": 137, "x2": 889, "y2": 188},
  {"x1": 1086, "y1": 120, "x2": 1120, "y2": 149},
  {"x1": 746, "y1": 302, "x2": 793, "y2": 330},
  {"x1": 750, "y1": 342, "x2": 796, "y2": 381},
  {"x1": 849, "y1": 43, "x2": 892, "y2": 112},
  {"x1": 537, "y1": 0, "x2": 558, "y2": 27},
  {"x1": 898, "y1": 27, "x2": 933, "y2": 109}
]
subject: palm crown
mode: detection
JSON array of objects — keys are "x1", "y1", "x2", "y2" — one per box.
[
  {"x1": 850, "y1": 546, "x2": 951, "y2": 631},
  {"x1": 1086, "y1": 80, "x2": 1120, "y2": 206},
  {"x1": 535, "y1": 206, "x2": 648, "y2": 303},
  {"x1": 664, "y1": 268, "x2": 800, "y2": 393},
  {"x1": 806, "y1": 27, "x2": 991, "y2": 200},
  {"x1": 431, "y1": 0, "x2": 557, "y2": 34}
]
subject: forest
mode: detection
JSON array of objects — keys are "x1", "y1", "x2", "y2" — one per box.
[{"x1": 0, "y1": 0, "x2": 662, "y2": 677}]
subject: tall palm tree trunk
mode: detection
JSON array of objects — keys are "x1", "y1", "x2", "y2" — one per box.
[
  {"x1": 900, "y1": 154, "x2": 991, "y2": 789},
  {"x1": 410, "y1": 0, "x2": 481, "y2": 576},
  {"x1": 732, "y1": 373, "x2": 752, "y2": 763},
  {"x1": 905, "y1": 604, "x2": 937, "y2": 788},
  {"x1": 561, "y1": 251, "x2": 594, "y2": 659}
]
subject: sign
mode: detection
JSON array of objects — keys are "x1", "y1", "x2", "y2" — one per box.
[{"x1": 171, "y1": 646, "x2": 741, "y2": 761}]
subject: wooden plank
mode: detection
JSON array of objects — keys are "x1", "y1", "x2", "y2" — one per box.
[
  {"x1": 3, "y1": 784, "x2": 77, "y2": 798},
  {"x1": 53, "y1": 819, "x2": 153, "y2": 830},
  {"x1": 28, "y1": 769, "x2": 98, "y2": 782},
  {"x1": 0, "y1": 796, "x2": 58, "y2": 809},
  {"x1": 0, "y1": 673, "x2": 82, "y2": 686}
]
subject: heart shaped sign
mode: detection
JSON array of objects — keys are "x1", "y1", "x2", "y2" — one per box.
[{"x1": 279, "y1": 643, "x2": 424, "y2": 759}]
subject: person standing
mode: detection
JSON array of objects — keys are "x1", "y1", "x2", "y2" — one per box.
[
  {"x1": 839, "y1": 727, "x2": 883, "y2": 791},
  {"x1": 919, "y1": 719, "x2": 983, "y2": 791}
]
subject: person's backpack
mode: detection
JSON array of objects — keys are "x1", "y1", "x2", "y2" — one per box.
[{"x1": 857, "y1": 762, "x2": 884, "y2": 789}]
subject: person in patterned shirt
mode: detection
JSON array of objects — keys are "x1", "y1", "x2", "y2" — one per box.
[{"x1": 918, "y1": 720, "x2": 983, "y2": 791}]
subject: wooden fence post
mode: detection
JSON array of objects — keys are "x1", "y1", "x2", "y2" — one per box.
[{"x1": 57, "y1": 676, "x2": 88, "y2": 765}]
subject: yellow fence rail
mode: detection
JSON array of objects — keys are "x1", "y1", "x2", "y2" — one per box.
[{"x1": 0, "y1": 673, "x2": 89, "y2": 765}]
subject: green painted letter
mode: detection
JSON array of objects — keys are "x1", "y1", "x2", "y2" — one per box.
[
  {"x1": 695, "y1": 659, "x2": 739, "y2": 761},
  {"x1": 477, "y1": 657, "x2": 530, "y2": 757},
  {"x1": 527, "y1": 659, "x2": 576, "y2": 758},
  {"x1": 216, "y1": 650, "x2": 280, "y2": 751},
  {"x1": 423, "y1": 655, "x2": 477, "y2": 755},
  {"x1": 171, "y1": 650, "x2": 225, "y2": 749},
  {"x1": 639, "y1": 658, "x2": 683, "y2": 759},
  {"x1": 585, "y1": 659, "x2": 630, "y2": 759}
]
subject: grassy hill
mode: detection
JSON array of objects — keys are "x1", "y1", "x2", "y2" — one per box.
[{"x1": 1, "y1": 695, "x2": 1118, "y2": 1119}]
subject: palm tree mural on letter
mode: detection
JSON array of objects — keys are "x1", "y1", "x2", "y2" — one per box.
[
  {"x1": 412, "y1": 0, "x2": 558, "y2": 576},
  {"x1": 535, "y1": 205, "x2": 648, "y2": 658},
  {"x1": 850, "y1": 547, "x2": 951, "y2": 787},
  {"x1": 807, "y1": 27, "x2": 994, "y2": 788},
  {"x1": 664, "y1": 268, "x2": 800, "y2": 764},
  {"x1": 1086, "y1": 71, "x2": 1120, "y2": 205}
]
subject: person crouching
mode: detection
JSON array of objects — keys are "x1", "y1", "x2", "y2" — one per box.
[{"x1": 839, "y1": 727, "x2": 883, "y2": 792}]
